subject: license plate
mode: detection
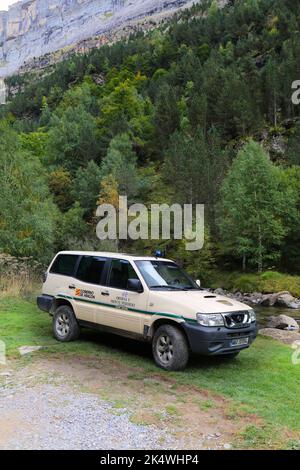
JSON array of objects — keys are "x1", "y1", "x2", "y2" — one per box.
[{"x1": 230, "y1": 337, "x2": 249, "y2": 347}]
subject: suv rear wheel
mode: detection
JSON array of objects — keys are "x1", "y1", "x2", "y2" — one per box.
[
  {"x1": 53, "y1": 305, "x2": 80, "y2": 342},
  {"x1": 152, "y1": 324, "x2": 189, "y2": 371}
]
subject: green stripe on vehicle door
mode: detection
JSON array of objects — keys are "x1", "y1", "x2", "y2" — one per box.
[{"x1": 56, "y1": 294, "x2": 198, "y2": 324}]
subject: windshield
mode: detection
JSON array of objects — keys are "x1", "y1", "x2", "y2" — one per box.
[{"x1": 135, "y1": 260, "x2": 199, "y2": 290}]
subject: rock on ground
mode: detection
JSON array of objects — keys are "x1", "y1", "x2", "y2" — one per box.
[
  {"x1": 213, "y1": 289, "x2": 300, "y2": 310},
  {"x1": 18, "y1": 346, "x2": 43, "y2": 356},
  {"x1": 276, "y1": 293, "x2": 300, "y2": 310},
  {"x1": 268, "y1": 315, "x2": 299, "y2": 331},
  {"x1": 259, "y1": 328, "x2": 300, "y2": 345}
]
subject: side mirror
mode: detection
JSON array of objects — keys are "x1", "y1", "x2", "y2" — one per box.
[
  {"x1": 128, "y1": 279, "x2": 143, "y2": 293},
  {"x1": 196, "y1": 279, "x2": 201, "y2": 288}
]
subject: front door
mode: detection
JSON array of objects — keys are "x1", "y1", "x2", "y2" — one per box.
[{"x1": 95, "y1": 259, "x2": 148, "y2": 335}]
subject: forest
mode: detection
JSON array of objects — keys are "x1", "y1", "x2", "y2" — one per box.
[{"x1": 0, "y1": 0, "x2": 300, "y2": 286}]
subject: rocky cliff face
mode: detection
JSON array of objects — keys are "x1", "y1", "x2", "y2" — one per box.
[{"x1": 0, "y1": 0, "x2": 196, "y2": 79}]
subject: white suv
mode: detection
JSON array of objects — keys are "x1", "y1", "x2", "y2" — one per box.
[{"x1": 37, "y1": 251, "x2": 258, "y2": 370}]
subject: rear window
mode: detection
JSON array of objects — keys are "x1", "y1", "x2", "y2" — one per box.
[
  {"x1": 50, "y1": 255, "x2": 78, "y2": 276},
  {"x1": 76, "y1": 256, "x2": 106, "y2": 285}
]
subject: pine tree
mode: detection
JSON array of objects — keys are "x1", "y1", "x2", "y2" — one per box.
[{"x1": 218, "y1": 140, "x2": 288, "y2": 272}]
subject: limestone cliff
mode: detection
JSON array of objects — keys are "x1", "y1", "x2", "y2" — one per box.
[{"x1": 0, "y1": 0, "x2": 197, "y2": 78}]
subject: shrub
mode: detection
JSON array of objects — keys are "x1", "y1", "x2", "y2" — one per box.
[{"x1": 0, "y1": 253, "x2": 43, "y2": 297}]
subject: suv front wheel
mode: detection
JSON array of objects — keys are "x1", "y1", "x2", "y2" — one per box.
[
  {"x1": 53, "y1": 305, "x2": 80, "y2": 342},
  {"x1": 152, "y1": 324, "x2": 189, "y2": 371}
]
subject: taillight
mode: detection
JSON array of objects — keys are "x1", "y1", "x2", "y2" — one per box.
[{"x1": 42, "y1": 272, "x2": 48, "y2": 283}]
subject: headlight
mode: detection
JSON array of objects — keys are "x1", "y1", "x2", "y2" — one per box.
[
  {"x1": 197, "y1": 313, "x2": 224, "y2": 327},
  {"x1": 249, "y1": 309, "x2": 256, "y2": 323}
]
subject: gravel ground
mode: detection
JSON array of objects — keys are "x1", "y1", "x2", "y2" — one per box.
[{"x1": 0, "y1": 383, "x2": 174, "y2": 450}]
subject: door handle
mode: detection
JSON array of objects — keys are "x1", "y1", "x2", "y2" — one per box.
[
  {"x1": 69, "y1": 284, "x2": 75, "y2": 289},
  {"x1": 101, "y1": 291, "x2": 110, "y2": 296}
]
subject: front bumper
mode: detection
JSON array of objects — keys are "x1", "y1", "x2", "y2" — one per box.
[{"x1": 182, "y1": 321, "x2": 258, "y2": 356}]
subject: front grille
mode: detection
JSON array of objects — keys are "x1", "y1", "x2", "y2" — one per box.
[{"x1": 223, "y1": 311, "x2": 251, "y2": 329}]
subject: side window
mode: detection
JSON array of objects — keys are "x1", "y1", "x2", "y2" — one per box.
[
  {"x1": 50, "y1": 255, "x2": 78, "y2": 276},
  {"x1": 76, "y1": 256, "x2": 107, "y2": 285},
  {"x1": 108, "y1": 259, "x2": 139, "y2": 290}
]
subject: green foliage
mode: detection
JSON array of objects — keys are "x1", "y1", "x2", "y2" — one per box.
[
  {"x1": 279, "y1": 166, "x2": 300, "y2": 272},
  {"x1": 20, "y1": 130, "x2": 48, "y2": 158},
  {"x1": 170, "y1": 230, "x2": 216, "y2": 285},
  {"x1": 211, "y1": 271, "x2": 300, "y2": 298},
  {"x1": 97, "y1": 73, "x2": 154, "y2": 154},
  {"x1": 0, "y1": 0, "x2": 300, "y2": 275},
  {"x1": 101, "y1": 133, "x2": 139, "y2": 201},
  {"x1": 154, "y1": 83, "x2": 180, "y2": 153},
  {"x1": 287, "y1": 120, "x2": 300, "y2": 165},
  {"x1": 218, "y1": 140, "x2": 293, "y2": 272},
  {"x1": 0, "y1": 122, "x2": 57, "y2": 262},
  {"x1": 72, "y1": 160, "x2": 102, "y2": 217},
  {"x1": 55, "y1": 202, "x2": 88, "y2": 251},
  {"x1": 164, "y1": 127, "x2": 227, "y2": 230},
  {"x1": 46, "y1": 105, "x2": 99, "y2": 172},
  {"x1": 48, "y1": 167, "x2": 74, "y2": 212}
]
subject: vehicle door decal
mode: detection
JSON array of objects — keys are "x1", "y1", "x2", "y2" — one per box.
[
  {"x1": 56, "y1": 293, "x2": 198, "y2": 324},
  {"x1": 75, "y1": 288, "x2": 95, "y2": 300}
]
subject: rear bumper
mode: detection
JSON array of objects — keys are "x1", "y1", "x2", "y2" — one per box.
[
  {"x1": 37, "y1": 295, "x2": 54, "y2": 313},
  {"x1": 182, "y1": 321, "x2": 258, "y2": 356}
]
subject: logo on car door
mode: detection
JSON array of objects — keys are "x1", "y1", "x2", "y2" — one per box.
[{"x1": 75, "y1": 288, "x2": 95, "y2": 300}]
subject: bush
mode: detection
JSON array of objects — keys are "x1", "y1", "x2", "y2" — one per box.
[
  {"x1": 260, "y1": 271, "x2": 282, "y2": 280},
  {"x1": 0, "y1": 253, "x2": 43, "y2": 298},
  {"x1": 210, "y1": 271, "x2": 300, "y2": 298}
]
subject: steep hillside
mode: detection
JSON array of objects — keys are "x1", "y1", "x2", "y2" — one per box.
[
  {"x1": 0, "y1": 0, "x2": 200, "y2": 79},
  {"x1": 0, "y1": 0, "x2": 300, "y2": 277}
]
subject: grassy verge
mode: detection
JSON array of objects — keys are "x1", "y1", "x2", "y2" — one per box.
[
  {"x1": 210, "y1": 271, "x2": 300, "y2": 298},
  {"x1": 1, "y1": 297, "x2": 300, "y2": 448}
]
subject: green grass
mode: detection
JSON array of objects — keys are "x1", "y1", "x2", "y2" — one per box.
[
  {"x1": 165, "y1": 404, "x2": 179, "y2": 416},
  {"x1": 1, "y1": 297, "x2": 300, "y2": 438},
  {"x1": 198, "y1": 399, "x2": 214, "y2": 411},
  {"x1": 180, "y1": 339, "x2": 300, "y2": 430},
  {"x1": 211, "y1": 271, "x2": 300, "y2": 297},
  {"x1": 236, "y1": 424, "x2": 282, "y2": 449}
]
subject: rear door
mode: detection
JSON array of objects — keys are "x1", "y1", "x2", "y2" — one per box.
[
  {"x1": 94, "y1": 258, "x2": 148, "y2": 335},
  {"x1": 46, "y1": 254, "x2": 79, "y2": 297},
  {"x1": 72, "y1": 255, "x2": 108, "y2": 323}
]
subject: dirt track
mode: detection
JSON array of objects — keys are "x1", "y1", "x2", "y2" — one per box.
[{"x1": 0, "y1": 354, "x2": 260, "y2": 450}]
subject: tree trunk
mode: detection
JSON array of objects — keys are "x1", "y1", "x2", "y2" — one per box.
[
  {"x1": 257, "y1": 224, "x2": 263, "y2": 273},
  {"x1": 274, "y1": 90, "x2": 277, "y2": 127},
  {"x1": 242, "y1": 254, "x2": 246, "y2": 272}
]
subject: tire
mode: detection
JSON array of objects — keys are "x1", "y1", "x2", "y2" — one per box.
[
  {"x1": 152, "y1": 324, "x2": 189, "y2": 371},
  {"x1": 53, "y1": 305, "x2": 80, "y2": 342}
]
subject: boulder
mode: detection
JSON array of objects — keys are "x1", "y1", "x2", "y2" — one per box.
[
  {"x1": 268, "y1": 314, "x2": 299, "y2": 331},
  {"x1": 276, "y1": 293, "x2": 300, "y2": 309},
  {"x1": 242, "y1": 292, "x2": 263, "y2": 304},
  {"x1": 260, "y1": 293, "x2": 278, "y2": 307},
  {"x1": 213, "y1": 288, "x2": 300, "y2": 309},
  {"x1": 259, "y1": 328, "x2": 300, "y2": 345},
  {"x1": 259, "y1": 291, "x2": 300, "y2": 309},
  {"x1": 18, "y1": 346, "x2": 43, "y2": 356},
  {"x1": 214, "y1": 288, "x2": 226, "y2": 296}
]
